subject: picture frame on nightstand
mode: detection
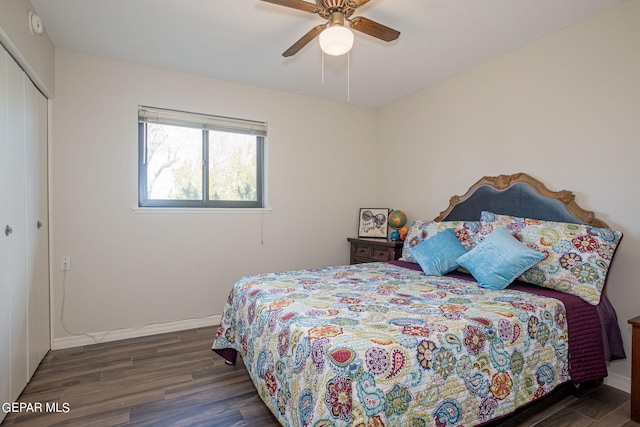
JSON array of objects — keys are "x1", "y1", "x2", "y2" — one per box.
[{"x1": 358, "y1": 208, "x2": 389, "y2": 239}]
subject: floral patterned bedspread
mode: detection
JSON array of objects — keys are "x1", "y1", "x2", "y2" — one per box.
[{"x1": 212, "y1": 262, "x2": 569, "y2": 427}]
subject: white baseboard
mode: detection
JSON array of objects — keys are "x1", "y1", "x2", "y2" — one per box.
[
  {"x1": 52, "y1": 315, "x2": 221, "y2": 350},
  {"x1": 603, "y1": 371, "x2": 631, "y2": 393}
]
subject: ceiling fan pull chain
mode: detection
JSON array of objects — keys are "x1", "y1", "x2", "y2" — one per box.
[
  {"x1": 321, "y1": 50, "x2": 325, "y2": 86},
  {"x1": 347, "y1": 51, "x2": 350, "y2": 102}
]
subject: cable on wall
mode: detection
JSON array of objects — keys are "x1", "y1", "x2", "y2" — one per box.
[{"x1": 261, "y1": 208, "x2": 265, "y2": 245}]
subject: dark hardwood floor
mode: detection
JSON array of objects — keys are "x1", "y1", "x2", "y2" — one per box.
[{"x1": 1, "y1": 326, "x2": 637, "y2": 427}]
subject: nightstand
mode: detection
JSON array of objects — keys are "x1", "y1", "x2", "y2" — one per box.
[
  {"x1": 629, "y1": 316, "x2": 640, "y2": 422},
  {"x1": 347, "y1": 238, "x2": 404, "y2": 264}
]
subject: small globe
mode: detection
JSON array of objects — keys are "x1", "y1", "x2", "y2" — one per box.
[{"x1": 388, "y1": 210, "x2": 407, "y2": 230}]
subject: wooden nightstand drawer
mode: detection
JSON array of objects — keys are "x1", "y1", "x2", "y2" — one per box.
[
  {"x1": 371, "y1": 248, "x2": 391, "y2": 261},
  {"x1": 347, "y1": 238, "x2": 404, "y2": 265},
  {"x1": 354, "y1": 246, "x2": 372, "y2": 258}
]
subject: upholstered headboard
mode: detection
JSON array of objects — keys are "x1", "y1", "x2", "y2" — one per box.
[
  {"x1": 434, "y1": 173, "x2": 609, "y2": 228},
  {"x1": 430, "y1": 173, "x2": 624, "y2": 360}
]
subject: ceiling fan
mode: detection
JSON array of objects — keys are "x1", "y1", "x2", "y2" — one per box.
[{"x1": 261, "y1": 0, "x2": 400, "y2": 57}]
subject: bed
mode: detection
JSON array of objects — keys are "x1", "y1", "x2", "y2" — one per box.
[{"x1": 212, "y1": 173, "x2": 625, "y2": 427}]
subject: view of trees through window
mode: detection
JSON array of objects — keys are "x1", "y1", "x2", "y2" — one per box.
[
  {"x1": 146, "y1": 123, "x2": 203, "y2": 200},
  {"x1": 142, "y1": 123, "x2": 260, "y2": 206},
  {"x1": 208, "y1": 130, "x2": 257, "y2": 201},
  {"x1": 138, "y1": 106, "x2": 265, "y2": 208}
]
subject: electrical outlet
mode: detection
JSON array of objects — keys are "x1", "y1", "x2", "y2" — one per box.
[{"x1": 60, "y1": 256, "x2": 71, "y2": 271}]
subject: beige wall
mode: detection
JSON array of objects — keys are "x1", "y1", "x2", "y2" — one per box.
[
  {"x1": 376, "y1": 0, "x2": 640, "y2": 390},
  {"x1": 0, "y1": 0, "x2": 54, "y2": 96},
  {"x1": 50, "y1": 50, "x2": 376, "y2": 343},
  {"x1": 9, "y1": 0, "x2": 637, "y2": 393}
]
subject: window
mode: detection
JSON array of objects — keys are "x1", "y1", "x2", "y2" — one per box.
[{"x1": 138, "y1": 106, "x2": 266, "y2": 208}]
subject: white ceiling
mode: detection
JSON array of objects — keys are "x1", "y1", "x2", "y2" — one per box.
[{"x1": 30, "y1": 0, "x2": 624, "y2": 108}]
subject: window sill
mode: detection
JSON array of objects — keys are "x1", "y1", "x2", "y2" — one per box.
[{"x1": 132, "y1": 207, "x2": 272, "y2": 214}]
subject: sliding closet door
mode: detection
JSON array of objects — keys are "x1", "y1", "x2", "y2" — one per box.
[
  {"x1": 0, "y1": 46, "x2": 49, "y2": 422},
  {"x1": 6, "y1": 49, "x2": 29, "y2": 401},
  {"x1": 36, "y1": 82, "x2": 50, "y2": 367},
  {"x1": 0, "y1": 46, "x2": 11, "y2": 416},
  {"x1": 25, "y1": 76, "x2": 50, "y2": 376}
]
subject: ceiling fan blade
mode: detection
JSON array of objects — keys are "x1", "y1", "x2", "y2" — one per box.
[
  {"x1": 283, "y1": 25, "x2": 325, "y2": 57},
  {"x1": 260, "y1": 0, "x2": 319, "y2": 13},
  {"x1": 349, "y1": 16, "x2": 400, "y2": 42}
]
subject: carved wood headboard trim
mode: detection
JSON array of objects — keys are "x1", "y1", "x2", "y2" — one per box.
[{"x1": 434, "y1": 173, "x2": 609, "y2": 228}]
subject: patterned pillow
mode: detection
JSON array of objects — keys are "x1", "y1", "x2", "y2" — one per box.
[
  {"x1": 402, "y1": 220, "x2": 479, "y2": 263},
  {"x1": 477, "y1": 211, "x2": 623, "y2": 305}
]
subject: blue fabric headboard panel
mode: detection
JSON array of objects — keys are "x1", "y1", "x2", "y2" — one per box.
[{"x1": 441, "y1": 182, "x2": 585, "y2": 224}]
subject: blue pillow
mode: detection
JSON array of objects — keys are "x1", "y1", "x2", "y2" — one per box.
[
  {"x1": 456, "y1": 227, "x2": 544, "y2": 290},
  {"x1": 409, "y1": 228, "x2": 468, "y2": 276}
]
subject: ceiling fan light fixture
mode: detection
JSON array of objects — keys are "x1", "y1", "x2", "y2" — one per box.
[{"x1": 319, "y1": 25, "x2": 354, "y2": 56}]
